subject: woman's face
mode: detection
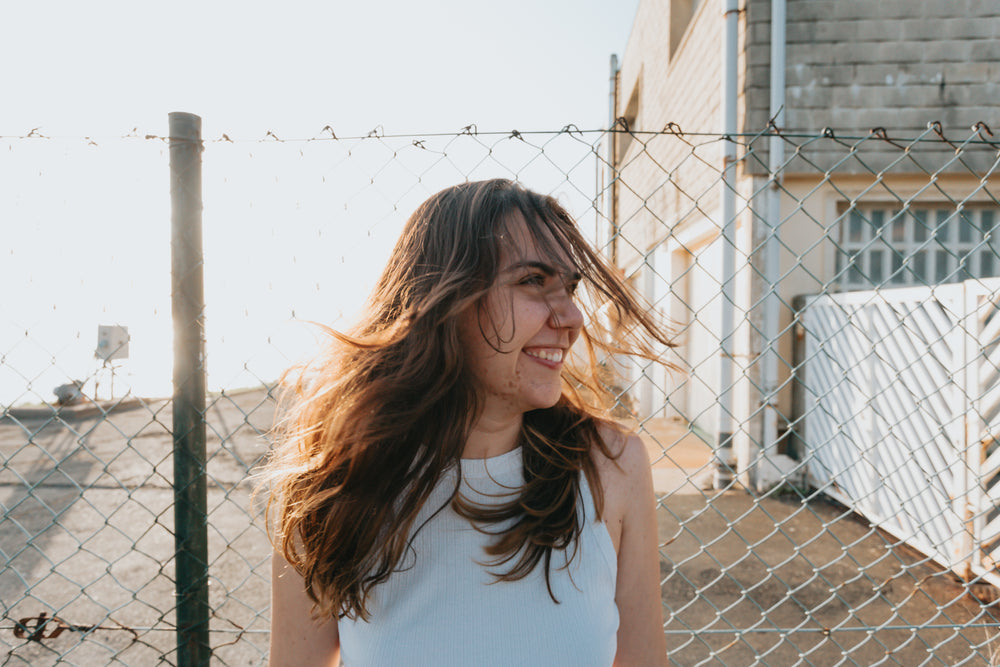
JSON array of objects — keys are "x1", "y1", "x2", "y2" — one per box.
[{"x1": 459, "y1": 215, "x2": 585, "y2": 418}]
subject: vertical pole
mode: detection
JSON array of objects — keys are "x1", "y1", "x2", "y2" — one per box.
[
  {"x1": 714, "y1": 0, "x2": 740, "y2": 488},
  {"x1": 762, "y1": 0, "x2": 787, "y2": 463},
  {"x1": 955, "y1": 280, "x2": 978, "y2": 578},
  {"x1": 607, "y1": 54, "x2": 620, "y2": 263},
  {"x1": 169, "y1": 111, "x2": 210, "y2": 666}
]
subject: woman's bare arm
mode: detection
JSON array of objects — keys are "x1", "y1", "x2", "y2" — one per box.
[
  {"x1": 269, "y1": 550, "x2": 341, "y2": 667},
  {"x1": 599, "y1": 432, "x2": 668, "y2": 666}
]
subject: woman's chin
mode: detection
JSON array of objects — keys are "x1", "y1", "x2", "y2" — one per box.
[{"x1": 521, "y1": 391, "x2": 563, "y2": 413}]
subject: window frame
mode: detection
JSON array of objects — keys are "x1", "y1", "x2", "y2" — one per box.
[{"x1": 835, "y1": 204, "x2": 1000, "y2": 290}]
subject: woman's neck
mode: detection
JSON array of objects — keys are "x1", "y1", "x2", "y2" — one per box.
[{"x1": 463, "y1": 410, "x2": 523, "y2": 459}]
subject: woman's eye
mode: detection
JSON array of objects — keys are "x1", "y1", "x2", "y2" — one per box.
[{"x1": 519, "y1": 274, "x2": 546, "y2": 287}]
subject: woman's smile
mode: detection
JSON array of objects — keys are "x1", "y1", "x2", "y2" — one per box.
[{"x1": 522, "y1": 347, "x2": 565, "y2": 366}]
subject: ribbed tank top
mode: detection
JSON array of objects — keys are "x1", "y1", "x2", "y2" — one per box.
[{"x1": 338, "y1": 447, "x2": 619, "y2": 666}]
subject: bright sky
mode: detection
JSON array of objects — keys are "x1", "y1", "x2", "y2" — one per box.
[
  {"x1": 5, "y1": 0, "x2": 637, "y2": 138},
  {"x1": 2, "y1": 0, "x2": 640, "y2": 406}
]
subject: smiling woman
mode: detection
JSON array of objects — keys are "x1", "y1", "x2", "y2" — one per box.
[
  {"x1": 262, "y1": 179, "x2": 672, "y2": 666},
  {"x1": 458, "y1": 215, "x2": 586, "y2": 427}
]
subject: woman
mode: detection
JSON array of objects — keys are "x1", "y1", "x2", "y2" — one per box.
[{"x1": 265, "y1": 179, "x2": 671, "y2": 666}]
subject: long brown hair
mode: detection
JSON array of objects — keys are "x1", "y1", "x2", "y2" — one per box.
[{"x1": 263, "y1": 179, "x2": 670, "y2": 620}]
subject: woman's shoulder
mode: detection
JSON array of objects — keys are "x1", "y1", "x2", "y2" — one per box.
[
  {"x1": 589, "y1": 421, "x2": 655, "y2": 553},
  {"x1": 590, "y1": 420, "x2": 653, "y2": 481}
]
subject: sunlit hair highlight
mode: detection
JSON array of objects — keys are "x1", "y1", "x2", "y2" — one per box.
[{"x1": 262, "y1": 178, "x2": 671, "y2": 620}]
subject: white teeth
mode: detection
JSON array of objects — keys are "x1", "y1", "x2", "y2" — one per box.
[{"x1": 525, "y1": 349, "x2": 563, "y2": 363}]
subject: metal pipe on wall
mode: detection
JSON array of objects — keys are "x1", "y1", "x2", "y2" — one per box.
[
  {"x1": 715, "y1": 0, "x2": 741, "y2": 486},
  {"x1": 763, "y1": 0, "x2": 787, "y2": 460}
]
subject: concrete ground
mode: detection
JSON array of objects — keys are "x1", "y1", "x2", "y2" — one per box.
[
  {"x1": 1, "y1": 393, "x2": 999, "y2": 665},
  {"x1": 1, "y1": 390, "x2": 274, "y2": 666},
  {"x1": 639, "y1": 417, "x2": 718, "y2": 496}
]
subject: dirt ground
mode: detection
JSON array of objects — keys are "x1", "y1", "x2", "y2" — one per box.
[
  {"x1": 640, "y1": 417, "x2": 1000, "y2": 665},
  {"x1": 2, "y1": 391, "x2": 999, "y2": 666}
]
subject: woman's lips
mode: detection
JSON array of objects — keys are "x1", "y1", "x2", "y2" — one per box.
[{"x1": 523, "y1": 347, "x2": 564, "y2": 367}]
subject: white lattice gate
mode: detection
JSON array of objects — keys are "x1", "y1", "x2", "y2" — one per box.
[{"x1": 800, "y1": 278, "x2": 1000, "y2": 585}]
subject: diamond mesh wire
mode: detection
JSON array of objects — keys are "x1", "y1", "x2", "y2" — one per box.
[{"x1": 2, "y1": 124, "x2": 1000, "y2": 665}]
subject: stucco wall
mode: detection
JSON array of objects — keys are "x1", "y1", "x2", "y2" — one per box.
[{"x1": 613, "y1": 0, "x2": 755, "y2": 436}]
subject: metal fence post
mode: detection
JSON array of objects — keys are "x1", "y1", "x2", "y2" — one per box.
[
  {"x1": 606, "y1": 53, "x2": 620, "y2": 263},
  {"x1": 169, "y1": 111, "x2": 210, "y2": 666}
]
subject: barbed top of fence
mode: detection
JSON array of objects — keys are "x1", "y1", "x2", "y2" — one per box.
[{"x1": 2, "y1": 121, "x2": 997, "y2": 148}]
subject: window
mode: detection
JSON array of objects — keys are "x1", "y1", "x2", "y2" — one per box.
[
  {"x1": 670, "y1": 0, "x2": 700, "y2": 58},
  {"x1": 617, "y1": 82, "x2": 640, "y2": 164},
  {"x1": 836, "y1": 205, "x2": 1000, "y2": 289}
]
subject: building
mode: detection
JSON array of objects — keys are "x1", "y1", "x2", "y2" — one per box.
[{"x1": 608, "y1": 0, "x2": 1000, "y2": 485}]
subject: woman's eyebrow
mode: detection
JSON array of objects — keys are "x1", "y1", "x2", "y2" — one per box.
[{"x1": 506, "y1": 260, "x2": 558, "y2": 275}]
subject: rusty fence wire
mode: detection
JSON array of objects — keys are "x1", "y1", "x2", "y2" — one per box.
[{"x1": 2, "y1": 120, "x2": 1000, "y2": 665}]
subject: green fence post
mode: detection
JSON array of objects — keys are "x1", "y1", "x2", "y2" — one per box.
[{"x1": 169, "y1": 111, "x2": 210, "y2": 666}]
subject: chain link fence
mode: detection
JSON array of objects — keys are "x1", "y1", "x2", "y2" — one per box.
[{"x1": 2, "y1": 120, "x2": 1000, "y2": 665}]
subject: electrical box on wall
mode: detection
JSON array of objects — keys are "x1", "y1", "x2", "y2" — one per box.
[{"x1": 96, "y1": 325, "x2": 129, "y2": 361}]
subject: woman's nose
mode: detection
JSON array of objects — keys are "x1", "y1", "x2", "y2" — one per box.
[{"x1": 548, "y1": 292, "x2": 584, "y2": 331}]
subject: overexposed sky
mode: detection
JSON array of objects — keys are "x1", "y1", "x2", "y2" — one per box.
[
  {"x1": 2, "y1": 0, "x2": 640, "y2": 405},
  {"x1": 5, "y1": 0, "x2": 637, "y2": 138}
]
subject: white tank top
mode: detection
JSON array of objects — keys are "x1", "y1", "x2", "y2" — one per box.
[{"x1": 338, "y1": 447, "x2": 620, "y2": 666}]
